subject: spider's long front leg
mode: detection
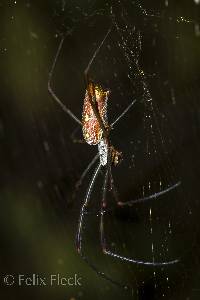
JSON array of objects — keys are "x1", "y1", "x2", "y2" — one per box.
[
  {"x1": 48, "y1": 37, "x2": 82, "y2": 126},
  {"x1": 83, "y1": 27, "x2": 112, "y2": 141}
]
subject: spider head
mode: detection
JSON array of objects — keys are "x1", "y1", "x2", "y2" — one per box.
[{"x1": 87, "y1": 81, "x2": 109, "y2": 103}]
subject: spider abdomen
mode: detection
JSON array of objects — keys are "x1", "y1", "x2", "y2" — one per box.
[{"x1": 82, "y1": 82, "x2": 109, "y2": 145}]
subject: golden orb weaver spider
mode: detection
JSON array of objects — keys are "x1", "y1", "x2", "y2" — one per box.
[{"x1": 48, "y1": 25, "x2": 181, "y2": 283}]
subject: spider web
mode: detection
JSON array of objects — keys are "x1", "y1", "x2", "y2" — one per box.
[{"x1": 49, "y1": 0, "x2": 200, "y2": 299}]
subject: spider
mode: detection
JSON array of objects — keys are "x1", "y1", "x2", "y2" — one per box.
[{"x1": 48, "y1": 26, "x2": 181, "y2": 279}]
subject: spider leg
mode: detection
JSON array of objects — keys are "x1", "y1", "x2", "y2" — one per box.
[
  {"x1": 109, "y1": 166, "x2": 121, "y2": 204},
  {"x1": 84, "y1": 26, "x2": 112, "y2": 82},
  {"x1": 76, "y1": 162, "x2": 129, "y2": 289},
  {"x1": 72, "y1": 153, "x2": 99, "y2": 200},
  {"x1": 102, "y1": 248, "x2": 179, "y2": 266},
  {"x1": 100, "y1": 169, "x2": 180, "y2": 266},
  {"x1": 48, "y1": 37, "x2": 82, "y2": 126},
  {"x1": 84, "y1": 27, "x2": 112, "y2": 140},
  {"x1": 70, "y1": 126, "x2": 86, "y2": 144},
  {"x1": 117, "y1": 181, "x2": 181, "y2": 206},
  {"x1": 111, "y1": 99, "x2": 137, "y2": 128},
  {"x1": 76, "y1": 162, "x2": 102, "y2": 252},
  {"x1": 100, "y1": 165, "x2": 110, "y2": 249},
  {"x1": 79, "y1": 252, "x2": 129, "y2": 289}
]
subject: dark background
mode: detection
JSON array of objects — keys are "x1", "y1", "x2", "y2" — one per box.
[{"x1": 1, "y1": 0, "x2": 200, "y2": 299}]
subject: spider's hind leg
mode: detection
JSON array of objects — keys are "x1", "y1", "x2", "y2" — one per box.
[
  {"x1": 99, "y1": 166, "x2": 180, "y2": 266},
  {"x1": 76, "y1": 162, "x2": 128, "y2": 289},
  {"x1": 117, "y1": 181, "x2": 181, "y2": 206}
]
